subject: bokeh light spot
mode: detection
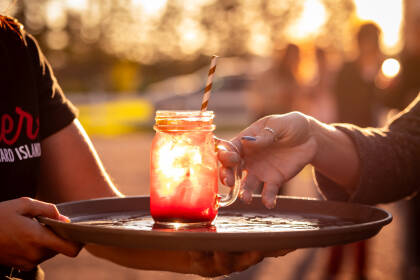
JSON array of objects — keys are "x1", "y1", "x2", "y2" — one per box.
[{"x1": 381, "y1": 58, "x2": 401, "y2": 79}]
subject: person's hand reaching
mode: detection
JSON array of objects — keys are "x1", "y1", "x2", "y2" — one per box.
[{"x1": 218, "y1": 112, "x2": 318, "y2": 209}]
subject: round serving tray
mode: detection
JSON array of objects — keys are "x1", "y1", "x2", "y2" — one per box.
[{"x1": 38, "y1": 196, "x2": 392, "y2": 251}]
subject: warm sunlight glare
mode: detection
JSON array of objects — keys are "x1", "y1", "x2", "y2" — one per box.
[
  {"x1": 285, "y1": 0, "x2": 328, "y2": 41},
  {"x1": 45, "y1": 0, "x2": 67, "y2": 29},
  {"x1": 65, "y1": 0, "x2": 87, "y2": 13},
  {"x1": 177, "y1": 19, "x2": 206, "y2": 55},
  {"x1": 247, "y1": 22, "x2": 271, "y2": 56},
  {"x1": 132, "y1": 0, "x2": 167, "y2": 16},
  {"x1": 353, "y1": 0, "x2": 403, "y2": 55},
  {"x1": 381, "y1": 58, "x2": 401, "y2": 79}
]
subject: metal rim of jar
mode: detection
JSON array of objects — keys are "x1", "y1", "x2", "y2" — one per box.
[
  {"x1": 154, "y1": 110, "x2": 215, "y2": 132},
  {"x1": 153, "y1": 124, "x2": 215, "y2": 132}
]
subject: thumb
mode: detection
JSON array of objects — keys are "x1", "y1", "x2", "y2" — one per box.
[{"x1": 15, "y1": 197, "x2": 61, "y2": 220}]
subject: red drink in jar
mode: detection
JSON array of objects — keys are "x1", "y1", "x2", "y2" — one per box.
[{"x1": 150, "y1": 111, "x2": 242, "y2": 228}]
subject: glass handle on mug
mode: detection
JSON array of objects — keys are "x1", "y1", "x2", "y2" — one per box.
[{"x1": 214, "y1": 136, "x2": 245, "y2": 207}]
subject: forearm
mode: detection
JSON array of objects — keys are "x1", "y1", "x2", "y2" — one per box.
[
  {"x1": 37, "y1": 119, "x2": 122, "y2": 203},
  {"x1": 309, "y1": 117, "x2": 360, "y2": 196},
  {"x1": 310, "y1": 109, "x2": 420, "y2": 204}
]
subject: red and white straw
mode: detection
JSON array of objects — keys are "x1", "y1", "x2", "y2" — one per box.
[{"x1": 200, "y1": 55, "x2": 218, "y2": 112}]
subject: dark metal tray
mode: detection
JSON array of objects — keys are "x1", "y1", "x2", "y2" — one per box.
[{"x1": 38, "y1": 196, "x2": 392, "y2": 251}]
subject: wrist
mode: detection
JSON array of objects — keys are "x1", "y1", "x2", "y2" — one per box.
[
  {"x1": 308, "y1": 118, "x2": 360, "y2": 194},
  {"x1": 308, "y1": 116, "x2": 334, "y2": 168}
]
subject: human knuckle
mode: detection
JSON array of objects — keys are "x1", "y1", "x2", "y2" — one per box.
[
  {"x1": 47, "y1": 203, "x2": 59, "y2": 215},
  {"x1": 232, "y1": 152, "x2": 241, "y2": 162},
  {"x1": 17, "y1": 197, "x2": 33, "y2": 208},
  {"x1": 290, "y1": 111, "x2": 303, "y2": 117}
]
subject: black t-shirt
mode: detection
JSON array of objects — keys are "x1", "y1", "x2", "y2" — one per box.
[{"x1": 0, "y1": 18, "x2": 77, "y2": 202}]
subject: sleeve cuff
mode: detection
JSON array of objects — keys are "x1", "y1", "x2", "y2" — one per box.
[
  {"x1": 313, "y1": 124, "x2": 383, "y2": 205},
  {"x1": 39, "y1": 99, "x2": 78, "y2": 140}
]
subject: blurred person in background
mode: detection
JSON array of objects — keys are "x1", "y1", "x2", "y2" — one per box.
[
  {"x1": 326, "y1": 22, "x2": 385, "y2": 280},
  {"x1": 247, "y1": 43, "x2": 302, "y2": 121},
  {"x1": 295, "y1": 47, "x2": 337, "y2": 124},
  {"x1": 334, "y1": 23, "x2": 384, "y2": 127},
  {"x1": 0, "y1": 15, "x2": 272, "y2": 280}
]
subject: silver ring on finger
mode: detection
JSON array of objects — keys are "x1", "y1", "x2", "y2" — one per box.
[
  {"x1": 263, "y1": 126, "x2": 280, "y2": 142},
  {"x1": 263, "y1": 127, "x2": 275, "y2": 135}
]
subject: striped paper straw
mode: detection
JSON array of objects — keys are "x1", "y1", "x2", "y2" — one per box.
[{"x1": 201, "y1": 55, "x2": 218, "y2": 112}]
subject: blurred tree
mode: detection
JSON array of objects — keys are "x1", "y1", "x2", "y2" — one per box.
[{"x1": 1, "y1": 0, "x2": 355, "y2": 93}]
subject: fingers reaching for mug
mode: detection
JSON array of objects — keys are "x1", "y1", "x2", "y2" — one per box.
[{"x1": 219, "y1": 113, "x2": 318, "y2": 208}]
